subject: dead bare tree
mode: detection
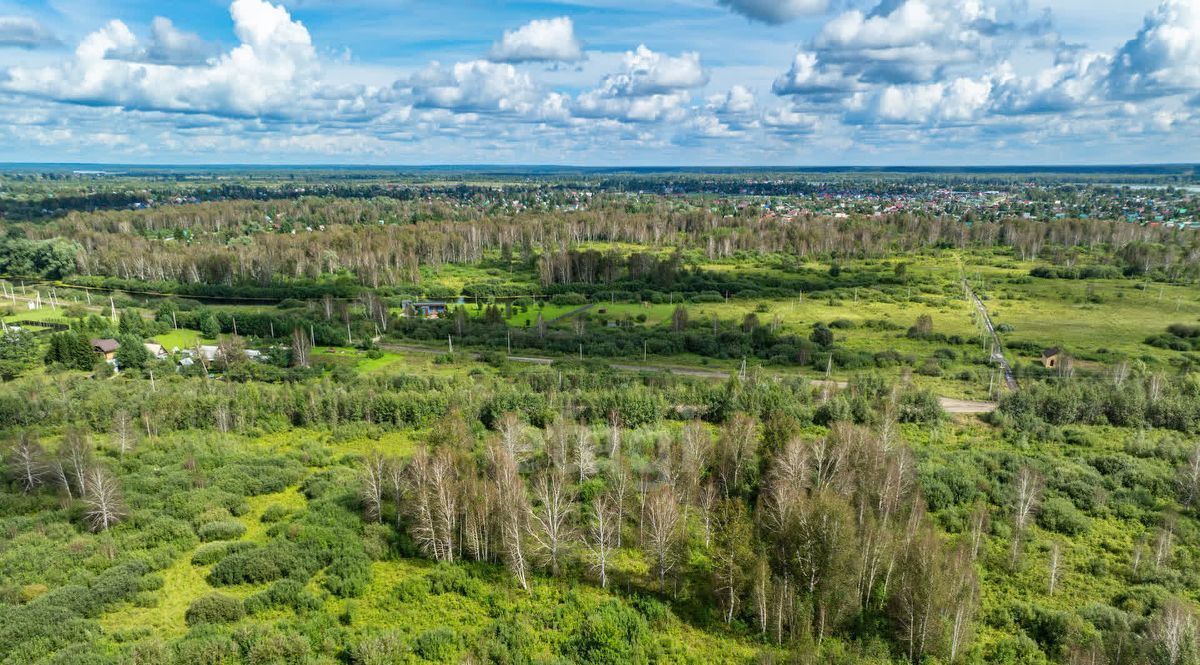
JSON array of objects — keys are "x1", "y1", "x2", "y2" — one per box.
[
  {"x1": 82, "y1": 465, "x2": 127, "y2": 532},
  {"x1": 1149, "y1": 597, "x2": 1199, "y2": 665},
  {"x1": 586, "y1": 495, "x2": 618, "y2": 588},
  {"x1": 968, "y1": 502, "x2": 990, "y2": 560},
  {"x1": 1048, "y1": 541, "x2": 1062, "y2": 596},
  {"x1": 9, "y1": 432, "x2": 46, "y2": 494},
  {"x1": 948, "y1": 545, "x2": 979, "y2": 663},
  {"x1": 644, "y1": 484, "x2": 682, "y2": 587},
  {"x1": 605, "y1": 462, "x2": 631, "y2": 548},
  {"x1": 1010, "y1": 466, "x2": 1042, "y2": 566},
  {"x1": 1155, "y1": 519, "x2": 1176, "y2": 573},
  {"x1": 714, "y1": 414, "x2": 759, "y2": 497},
  {"x1": 291, "y1": 327, "x2": 311, "y2": 368},
  {"x1": 489, "y1": 442, "x2": 531, "y2": 591},
  {"x1": 572, "y1": 427, "x2": 598, "y2": 484},
  {"x1": 606, "y1": 411, "x2": 622, "y2": 458},
  {"x1": 1178, "y1": 444, "x2": 1200, "y2": 511},
  {"x1": 405, "y1": 448, "x2": 458, "y2": 563},
  {"x1": 460, "y1": 474, "x2": 493, "y2": 562},
  {"x1": 360, "y1": 453, "x2": 387, "y2": 523},
  {"x1": 496, "y1": 412, "x2": 532, "y2": 462},
  {"x1": 112, "y1": 409, "x2": 136, "y2": 457},
  {"x1": 530, "y1": 470, "x2": 576, "y2": 576}
]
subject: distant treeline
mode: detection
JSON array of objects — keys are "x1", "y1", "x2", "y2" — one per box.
[{"x1": 2, "y1": 195, "x2": 1197, "y2": 288}]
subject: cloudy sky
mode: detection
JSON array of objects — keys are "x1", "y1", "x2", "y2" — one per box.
[{"x1": 0, "y1": 0, "x2": 1196, "y2": 165}]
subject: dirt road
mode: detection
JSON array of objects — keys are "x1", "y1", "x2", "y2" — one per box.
[{"x1": 381, "y1": 343, "x2": 998, "y2": 415}]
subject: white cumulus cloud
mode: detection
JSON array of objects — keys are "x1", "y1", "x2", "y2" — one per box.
[
  {"x1": 846, "y1": 76, "x2": 992, "y2": 124},
  {"x1": 405, "y1": 60, "x2": 540, "y2": 114},
  {"x1": 488, "y1": 17, "x2": 583, "y2": 63},
  {"x1": 569, "y1": 45, "x2": 709, "y2": 123},
  {"x1": 2, "y1": 0, "x2": 322, "y2": 118},
  {"x1": 1107, "y1": 0, "x2": 1200, "y2": 99}
]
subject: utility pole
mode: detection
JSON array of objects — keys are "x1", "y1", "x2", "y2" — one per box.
[
  {"x1": 232, "y1": 316, "x2": 238, "y2": 336},
  {"x1": 643, "y1": 339, "x2": 647, "y2": 363},
  {"x1": 110, "y1": 297, "x2": 116, "y2": 322},
  {"x1": 346, "y1": 321, "x2": 352, "y2": 345},
  {"x1": 448, "y1": 335, "x2": 453, "y2": 353},
  {"x1": 507, "y1": 331, "x2": 512, "y2": 354}
]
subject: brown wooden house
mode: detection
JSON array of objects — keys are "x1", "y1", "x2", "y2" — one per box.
[
  {"x1": 90, "y1": 338, "x2": 120, "y2": 361},
  {"x1": 1041, "y1": 347, "x2": 1062, "y2": 369}
]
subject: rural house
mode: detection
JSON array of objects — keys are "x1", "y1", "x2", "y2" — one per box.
[
  {"x1": 1041, "y1": 347, "x2": 1062, "y2": 369},
  {"x1": 90, "y1": 338, "x2": 120, "y2": 361}
]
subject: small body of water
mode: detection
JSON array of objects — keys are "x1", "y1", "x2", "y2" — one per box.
[{"x1": 1121, "y1": 184, "x2": 1200, "y2": 193}]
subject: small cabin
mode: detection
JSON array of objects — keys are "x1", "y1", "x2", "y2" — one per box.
[
  {"x1": 1041, "y1": 347, "x2": 1062, "y2": 369},
  {"x1": 401, "y1": 299, "x2": 462, "y2": 319},
  {"x1": 90, "y1": 338, "x2": 120, "y2": 361}
]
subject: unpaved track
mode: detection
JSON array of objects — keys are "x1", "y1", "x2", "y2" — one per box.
[{"x1": 380, "y1": 343, "x2": 998, "y2": 415}]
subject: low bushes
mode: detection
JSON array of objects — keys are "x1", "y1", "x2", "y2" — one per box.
[
  {"x1": 413, "y1": 627, "x2": 459, "y2": 662},
  {"x1": 184, "y1": 594, "x2": 245, "y2": 626},
  {"x1": 197, "y1": 520, "x2": 247, "y2": 542}
]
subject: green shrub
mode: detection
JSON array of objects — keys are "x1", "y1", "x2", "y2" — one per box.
[
  {"x1": 1037, "y1": 497, "x2": 1090, "y2": 535},
  {"x1": 185, "y1": 594, "x2": 245, "y2": 626},
  {"x1": 352, "y1": 630, "x2": 410, "y2": 665},
  {"x1": 243, "y1": 579, "x2": 308, "y2": 615},
  {"x1": 172, "y1": 629, "x2": 240, "y2": 665},
  {"x1": 208, "y1": 542, "x2": 317, "y2": 586},
  {"x1": 192, "y1": 541, "x2": 255, "y2": 566},
  {"x1": 413, "y1": 627, "x2": 459, "y2": 662},
  {"x1": 426, "y1": 565, "x2": 486, "y2": 600},
  {"x1": 323, "y1": 550, "x2": 372, "y2": 598},
  {"x1": 394, "y1": 577, "x2": 430, "y2": 603},
  {"x1": 566, "y1": 600, "x2": 649, "y2": 665},
  {"x1": 474, "y1": 617, "x2": 534, "y2": 665},
  {"x1": 260, "y1": 504, "x2": 292, "y2": 523},
  {"x1": 197, "y1": 520, "x2": 246, "y2": 542}
]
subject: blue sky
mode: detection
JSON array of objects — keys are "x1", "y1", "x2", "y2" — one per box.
[{"x1": 0, "y1": 0, "x2": 1195, "y2": 165}]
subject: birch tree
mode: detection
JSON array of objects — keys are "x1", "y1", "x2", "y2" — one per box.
[
  {"x1": 1011, "y1": 466, "x2": 1042, "y2": 566},
  {"x1": 82, "y1": 465, "x2": 126, "y2": 532},
  {"x1": 530, "y1": 469, "x2": 576, "y2": 576},
  {"x1": 112, "y1": 409, "x2": 137, "y2": 457},
  {"x1": 9, "y1": 432, "x2": 46, "y2": 494},
  {"x1": 489, "y1": 442, "x2": 531, "y2": 591},
  {"x1": 644, "y1": 484, "x2": 682, "y2": 587},
  {"x1": 360, "y1": 453, "x2": 387, "y2": 523},
  {"x1": 586, "y1": 495, "x2": 618, "y2": 588}
]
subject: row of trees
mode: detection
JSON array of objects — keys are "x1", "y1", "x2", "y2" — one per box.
[
  {"x1": 361, "y1": 410, "x2": 980, "y2": 662},
  {"x1": 7, "y1": 193, "x2": 1199, "y2": 287},
  {"x1": 6, "y1": 429, "x2": 127, "y2": 532}
]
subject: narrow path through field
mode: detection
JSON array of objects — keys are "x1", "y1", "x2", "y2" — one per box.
[
  {"x1": 545, "y1": 302, "x2": 596, "y2": 324},
  {"x1": 381, "y1": 342, "x2": 998, "y2": 414}
]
